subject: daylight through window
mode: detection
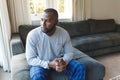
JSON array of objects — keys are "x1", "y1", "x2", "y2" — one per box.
[{"x1": 29, "y1": 0, "x2": 72, "y2": 20}]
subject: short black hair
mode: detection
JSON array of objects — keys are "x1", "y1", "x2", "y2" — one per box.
[{"x1": 44, "y1": 8, "x2": 58, "y2": 18}]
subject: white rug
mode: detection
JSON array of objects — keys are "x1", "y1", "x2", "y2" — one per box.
[{"x1": 109, "y1": 75, "x2": 120, "y2": 80}]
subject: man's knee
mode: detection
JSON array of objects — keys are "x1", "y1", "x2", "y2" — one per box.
[
  {"x1": 31, "y1": 74, "x2": 43, "y2": 80},
  {"x1": 66, "y1": 60, "x2": 86, "y2": 80},
  {"x1": 78, "y1": 62, "x2": 85, "y2": 71},
  {"x1": 66, "y1": 60, "x2": 86, "y2": 73},
  {"x1": 69, "y1": 60, "x2": 85, "y2": 68},
  {"x1": 72, "y1": 60, "x2": 85, "y2": 72},
  {"x1": 32, "y1": 73, "x2": 49, "y2": 80},
  {"x1": 30, "y1": 66, "x2": 49, "y2": 80}
]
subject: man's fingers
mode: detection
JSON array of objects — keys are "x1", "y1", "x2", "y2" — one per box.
[
  {"x1": 56, "y1": 67, "x2": 63, "y2": 72},
  {"x1": 56, "y1": 64, "x2": 66, "y2": 72}
]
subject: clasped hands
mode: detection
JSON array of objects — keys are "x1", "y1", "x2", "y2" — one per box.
[{"x1": 48, "y1": 58, "x2": 67, "y2": 72}]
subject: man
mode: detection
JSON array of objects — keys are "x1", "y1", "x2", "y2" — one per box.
[{"x1": 26, "y1": 8, "x2": 85, "y2": 80}]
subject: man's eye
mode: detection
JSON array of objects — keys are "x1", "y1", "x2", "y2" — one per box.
[
  {"x1": 41, "y1": 18, "x2": 50, "y2": 23},
  {"x1": 41, "y1": 18, "x2": 43, "y2": 21},
  {"x1": 46, "y1": 20, "x2": 50, "y2": 22}
]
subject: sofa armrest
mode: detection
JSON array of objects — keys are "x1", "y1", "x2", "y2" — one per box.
[
  {"x1": 116, "y1": 24, "x2": 120, "y2": 32},
  {"x1": 73, "y1": 48, "x2": 105, "y2": 80},
  {"x1": 10, "y1": 33, "x2": 25, "y2": 55}
]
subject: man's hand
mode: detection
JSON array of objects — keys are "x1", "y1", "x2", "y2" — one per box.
[
  {"x1": 48, "y1": 58, "x2": 58, "y2": 69},
  {"x1": 48, "y1": 58, "x2": 67, "y2": 72},
  {"x1": 55, "y1": 58, "x2": 67, "y2": 72}
]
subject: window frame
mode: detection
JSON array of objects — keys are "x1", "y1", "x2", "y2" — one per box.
[{"x1": 30, "y1": 0, "x2": 72, "y2": 21}]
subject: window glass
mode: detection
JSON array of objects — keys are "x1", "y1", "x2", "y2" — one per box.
[{"x1": 29, "y1": 0, "x2": 72, "y2": 21}]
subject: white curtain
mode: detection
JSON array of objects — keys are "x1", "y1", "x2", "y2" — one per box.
[
  {"x1": 0, "y1": 0, "x2": 11, "y2": 71},
  {"x1": 7, "y1": 0, "x2": 31, "y2": 33},
  {"x1": 72, "y1": 0, "x2": 91, "y2": 21}
]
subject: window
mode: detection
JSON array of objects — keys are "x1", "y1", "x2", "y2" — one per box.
[{"x1": 29, "y1": 0, "x2": 72, "y2": 21}]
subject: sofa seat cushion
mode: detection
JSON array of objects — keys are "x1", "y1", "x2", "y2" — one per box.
[
  {"x1": 72, "y1": 32, "x2": 120, "y2": 52},
  {"x1": 11, "y1": 48, "x2": 105, "y2": 80},
  {"x1": 86, "y1": 46, "x2": 120, "y2": 57},
  {"x1": 11, "y1": 49, "x2": 84, "y2": 80},
  {"x1": 11, "y1": 53, "x2": 30, "y2": 80}
]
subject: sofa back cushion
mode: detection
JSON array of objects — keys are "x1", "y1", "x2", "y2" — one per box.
[
  {"x1": 57, "y1": 21, "x2": 90, "y2": 38},
  {"x1": 88, "y1": 19, "x2": 116, "y2": 34},
  {"x1": 19, "y1": 25, "x2": 39, "y2": 46}
]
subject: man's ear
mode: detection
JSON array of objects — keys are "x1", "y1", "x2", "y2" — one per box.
[{"x1": 56, "y1": 19, "x2": 58, "y2": 25}]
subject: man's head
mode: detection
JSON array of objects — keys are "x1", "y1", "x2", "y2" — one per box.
[{"x1": 41, "y1": 8, "x2": 58, "y2": 35}]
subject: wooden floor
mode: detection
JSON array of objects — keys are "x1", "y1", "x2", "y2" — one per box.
[{"x1": 0, "y1": 68, "x2": 11, "y2": 80}]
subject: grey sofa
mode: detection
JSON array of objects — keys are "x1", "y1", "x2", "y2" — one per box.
[
  {"x1": 58, "y1": 19, "x2": 120, "y2": 57},
  {"x1": 11, "y1": 19, "x2": 120, "y2": 80}
]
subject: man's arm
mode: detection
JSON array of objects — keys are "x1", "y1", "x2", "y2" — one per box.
[
  {"x1": 62, "y1": 31, "x2": 74, "y2": 65},
  {"x1": 26, "y1": 32, "x2": 49, "y2": 69}
]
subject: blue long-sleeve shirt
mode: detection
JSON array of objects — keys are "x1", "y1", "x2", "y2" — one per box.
[{"x1": 26, "y1": 26, "x2": 73, "y2": 69}]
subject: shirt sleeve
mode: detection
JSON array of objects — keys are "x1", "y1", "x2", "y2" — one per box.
[
  {"x1": 62, "y1": 31, "x2": 74, "y2": 64},
  {"x1": 25, "y1": 32, "x2": 49, "y2": 69}
]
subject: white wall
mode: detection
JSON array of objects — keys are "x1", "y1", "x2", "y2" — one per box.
[{"x1": 91, "y1": 0, "x2": 120, "y2": 24}]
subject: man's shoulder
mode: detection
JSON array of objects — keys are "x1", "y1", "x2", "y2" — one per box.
[
  {"x1": 56, "y1": 26, "x2": 67, "y2": 33},
  {"x1": 27, "y1": 26, "x2": 41, "y2": 38},
  {"x1": 56, "y1": 26, "x2": 69, "y2": 35}
]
